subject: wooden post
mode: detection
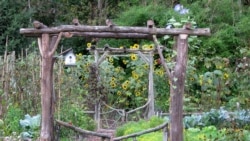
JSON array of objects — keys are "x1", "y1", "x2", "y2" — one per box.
[
  {"x1": 169, "y1": 34, "x2": 188, "y2": 141},
  {"x1": 147, "y1": 52, "x2": 154, "y2": 119},
  {"x1": 39, "y1": 33, "x2": 62, "y2": 141},
  {"x1": 94, "y1": 50, "x2": 101, "y2": 129}
]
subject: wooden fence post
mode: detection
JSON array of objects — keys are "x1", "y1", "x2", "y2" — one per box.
[
  {"x1": 147, "y1": 52, "x2": 154, "y2": 119},
  {"x1": 39, "y1": 33, "x2": 62, "y2": 141},
  {"x1": 169, "y1": 34, "x2": 188, "y2": 141}
]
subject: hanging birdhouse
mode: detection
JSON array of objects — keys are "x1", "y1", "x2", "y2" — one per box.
[{"x1": 60, "y1": 48, "x2": 76, "y2": 66}]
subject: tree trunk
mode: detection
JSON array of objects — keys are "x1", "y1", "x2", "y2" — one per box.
[{"x1": 169, "y1": 34, "x2": 188, "y2": 141}]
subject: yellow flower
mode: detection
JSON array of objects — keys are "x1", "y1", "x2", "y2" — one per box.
[
  {"x1": 155, "y1": 69, "x2": 160, "y2": 75},
  {"x1": 223, "y1": 73, "x2": 229, "y2": 79},
  {"x1": 154, "y1": 59, "x2": 158, "y2": 65},
  {"x1": 159, "y1": 69, "x2": 164, "y2": 76},
  {"x1": 207, "y1": 79, "x2": 212, "y2": 84},
  {"x1": 85, "y1": 62, "x2": 90, "y2": 67},
  {"x1": 125, "y1": 80, "x2": 129, "y2": 84},
  {"x1": 216, "y1": 65, "x2": 223, "y2": 69},
  {"x1": 130, "y1": 54, "x2": 138, "y2": 61},
  {"x1": 135, "y1": 91, "x2": 141, "y2": 96},
  {"x1": 108, "y1": 56, "x2": 113, "y2": 63},
  {"x1": 76, "y1": 53, "x2": 82, "y2": 61},
  {"x1": 149, "y1": 44, "x2": 154, "y2": 49},
  {"x1": 110, "y1": 81, "x2": 116, "y2": 88},
  {"x1": 166, "y1": 57, "x2": 171, "y2": 62},
  {"x1": 190, "y1": 77, "x2": 195, "y2": 81},
  {"x1": 122, "y1": 83, "x2": 128, "y2": 90},
  {"x1": 115, "y1": 67, "x2": 121, "y2": 72},
  {"x1": 199, "y1": 75, "x2": 203, "y2": 79},
  {"x1": 143, "y1": 64, "x2": 149, "y2": 69},
  {"x1": 199, "y1": 79, "x2": 203, "y2": 85},
  {"x1": 111, "y1": 77, "x2": 116, "y2": 81},
  {"x1": 117, "y1": 91, "x2": 122, "y2": 96},
  {"x1": 132, "y1": 73, "x2": 139, "y2": 79},
  {"x1": 87, "y1": 43, "x2": 91, "y2": 48},
  {"x1": 133, "y1": 44, "x2": 139, "y2": 49},
  {"x1": 84, "y1": 84, "x2": 88, "y2": 88},
  {"x1": 123, "y1": 60, "x2": 127, "y2": 64}
]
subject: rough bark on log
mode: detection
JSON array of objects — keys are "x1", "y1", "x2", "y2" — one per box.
[
  {"x1": 56, "y1": 120, "x2": 111, "y2": 139},
  {"x1": 33, "y1": 21, "x2": 47, "y2": 29},
  {"x1": 20, "y1": 25, "x2": 211, "y2": 37}
]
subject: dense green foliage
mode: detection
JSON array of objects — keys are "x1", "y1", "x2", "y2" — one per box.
[
  {"x1": 184, "y1": 107, "x2": 250, "y2": 129},
  {"x1": 116, "y1": 115, "x2": 250, "y2": 141}
]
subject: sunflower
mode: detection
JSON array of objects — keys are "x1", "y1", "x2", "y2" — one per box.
[
  {"x1": 133, "y1": 44, "x2": 140, "y2": 49},
  {"x1": 143, "y1": 64, "x2": 149, "y2": 69},
  {"x1": 155, "y1": 69, "x2": 161, "y2": 75},
  {"x1": 190, "y1": 77, "x2": 195, "y2": 81},
  {"x1": 84, "y1": 84, "x2": 89, "y2": 88},
  {"x1": 108, "y1": 56, "x2": 114, "y2": 63},
  {"x1": 159, "y1": 70, "x2": 164, "y2": 76},
  {"x1": 148, "y1": 44, "x2": 154, "y2": 49},
  {"x1": 125, "y1": 80, "x2": 129, "y2": 84},
  {"x1": 123, "y1": 60, "x2": 128, "y2": 64},
  {"x1": 110, "y1": 81, "x2": 116, "y2": 88},
  {"x1": 135, "y1": 91, "x2": 141, "y2": 96},
  {"x1": 76, "y1": 53, "x2": 82, "y2": 61},
  {"x1": 199, "y1": 79, "x2": 203, "y2": 85},
  {"x1": 111, "y1": 77, "x2": 116, "y2": 81},
  {"x1": 117, "y1": 91, "x2": 122, "y2": 96},
  {"x1": 122, "y1": 83, "x2": 128, "y2": 90},
  {"x1": 132, "y1": 73, "x2": 139, "y2": 79},
  {"x1": 87, "y1": 43, "x2": 91, "y2": 48},
  {"x1": 130, "y1": 54, "x2": 138, "y2": 61},
  {"x1": 154, "y1": 59, "x2": 158, "y2": 65},
  {"x1": 115, "y1": 67, "x2": 121, "y2": 72},
  {"x1": 223, "y1": 73, "x2": 229, "y2": 79}
]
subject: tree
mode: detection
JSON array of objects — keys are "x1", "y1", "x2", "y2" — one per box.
[{"x1": 0, "y1": 0, "x2": 32, "y2": 55}]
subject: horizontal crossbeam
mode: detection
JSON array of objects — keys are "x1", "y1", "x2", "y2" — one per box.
[{"x1": 20, "y1": 25, "x2": 211, "y2": 38}]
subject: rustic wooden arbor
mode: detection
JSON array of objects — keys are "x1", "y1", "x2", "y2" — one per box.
[
  {"x1": 87, "y1": 46, "x2": 156, "y2": 129},
  {"x1": 20, "y1": 21, "x2": 210, "y2": 141}
]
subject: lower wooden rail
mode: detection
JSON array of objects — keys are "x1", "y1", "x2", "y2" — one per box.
[{"x1": 55, "y1": 120, "x2": 111, "y2": 140}]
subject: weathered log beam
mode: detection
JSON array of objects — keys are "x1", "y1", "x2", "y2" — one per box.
[
  {"x1": 73, "y1": 32, "x2": 153, "y2": 39},
  {"x1": 21, "y1": 32, "x2": 153, "y2": 39},
  {"x1": 87, "y1": 47, "x2": 156, "y2": 54},
  {"x1": 20, "y1": 25, "x2": 211, "y2": 37},
  {"x1": 55, "y1": 120, "x2": 111, "y2": 139}
]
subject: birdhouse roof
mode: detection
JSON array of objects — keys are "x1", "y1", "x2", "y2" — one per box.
[{"x1": 59, "y1": 48, "x2": 73, "y2": 56}]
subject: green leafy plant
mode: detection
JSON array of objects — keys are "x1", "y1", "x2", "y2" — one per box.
[
  {"x1": 58, "y1": 103, "x2": 96, "y2": 138},
  {"x1": 184, "y1": 107, "x2": 250, "y2": 129},
  {"x1": 19, "y1": 114, "x2": 41, "y2": 140},
  {"x1": 116, "y1": 116, "x2": 165, "y2": 138},
  {"x1": 3, "y1": 104, "x2": 23, "y2": 135},
  {"x1": 185, "y1": 126, "x2": 250, "y2": 141}
]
